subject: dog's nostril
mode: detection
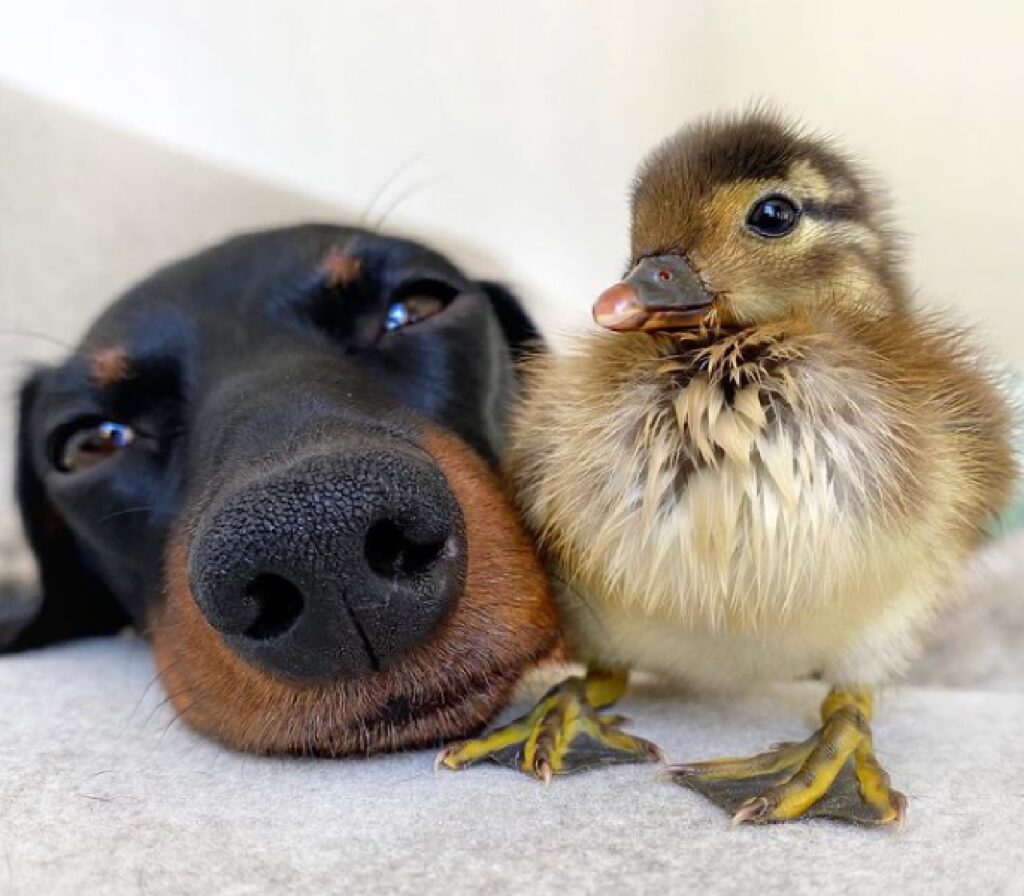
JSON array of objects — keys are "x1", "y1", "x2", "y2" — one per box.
[
  {"x1": 364, "y1": 520, "x2": 447, "y2": 579},
  {"x1": 242, "y1": 573, "x2": 305, "y2": 641}
]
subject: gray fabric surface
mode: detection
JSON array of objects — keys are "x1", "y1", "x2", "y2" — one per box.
[
  {"x1": 1, "y1": 638, "x2": 1023, "y2": 896},
  {"x1": 909, "y1": 531, "x2": 1024, "y2": 689}
]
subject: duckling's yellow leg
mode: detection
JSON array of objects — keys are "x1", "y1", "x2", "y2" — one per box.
[
  {"x1": 438, "y1": 668, "x2": 662, "y2": 781},
  {"x1": 668, "y1": 689, "x2": 906, "y2": 827}
]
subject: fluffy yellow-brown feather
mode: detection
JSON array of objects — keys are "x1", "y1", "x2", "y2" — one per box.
[
  {"x1": 508, "y1": 307, "x2": 1013, "y2": 689},
  {"x1": 503, "y1": 111, "x2": 1015, "y2": 696}
]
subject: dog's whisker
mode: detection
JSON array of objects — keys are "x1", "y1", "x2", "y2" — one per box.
[
  {"x1": 358, "y1": 152, "x2": 425, "y2": 230},
  {"x1": 368, "y1": 176, "x2": 441, "y2": 233},
  {"x1": 139, "y1": 683, "x2": 197, "y2": 732},
  {"x1": 0, "y1": 327, "x2": 73, "y2": 351},
  {"x1": 96, "y1": 505, "x2": 155, "y2": 525},
  {"x1": 124, "y1": 656, "x2": 187, "y2": 726},
  {"x1": 136, "y1": 618, "x2": 190, "y2": 639},
  {"x1": 155, "y1": 695, "x2": 210, "y2": 746}
]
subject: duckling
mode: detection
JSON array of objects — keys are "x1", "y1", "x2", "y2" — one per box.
[{"x1": 440, "y1": 111, "x2": 1017, "y2": 826}]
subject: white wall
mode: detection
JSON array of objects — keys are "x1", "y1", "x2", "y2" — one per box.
[{"x1": 1, "y1": 0, "x2": 1023, "y2": 359}]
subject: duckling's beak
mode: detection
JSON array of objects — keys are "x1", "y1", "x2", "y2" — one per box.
[{"x1": 593, "y1": 254, "x2": 713, "y2": 332}]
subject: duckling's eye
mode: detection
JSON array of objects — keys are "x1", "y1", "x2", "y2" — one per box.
[
  {"x1": 52, "y1": 420, "x2": 136, "y2": 473},
  {"x1": 383, "y1": 279, "x2": 458, "y2": 332},
  {"x1": 746, "y1": 196, "x2": 800, "y2": 238}
]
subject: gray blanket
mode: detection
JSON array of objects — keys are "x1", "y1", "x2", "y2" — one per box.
[{"x1": 1, "y1": 634, "x2": 1022, "y2": 896}]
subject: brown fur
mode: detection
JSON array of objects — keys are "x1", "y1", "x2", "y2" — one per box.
[
  {"x1": 89, "y1": 348, "x2": 132, "y2": 387},
  {"x1": 150, "y1": 425, "x2": 559, "y2": 756},
  {"x1": 319, "y1": 248, "x2": 363, "y2": 287}
]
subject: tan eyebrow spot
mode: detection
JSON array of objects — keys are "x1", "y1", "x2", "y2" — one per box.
[
  {"x1": 320, "y1": 247, "x2": 362, "y2": 288},
  {"x1": 89, "y1": 348, "x2": 132, "y2": 387},
  {"x1": 788, "y1": 159, "x2": 854, "y2": 204},
  {"x1": 787, "y1": 160, "x2": 832, "y2": 200}
]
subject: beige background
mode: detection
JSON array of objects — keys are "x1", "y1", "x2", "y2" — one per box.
[
  {"x1": 1, "y1": 1, "x2": 1023, "y2": 514},
  {"x1": 1, "y1": 0, "x2": 1022, "y2": 355}
]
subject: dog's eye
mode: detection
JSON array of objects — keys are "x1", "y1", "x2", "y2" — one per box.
[
  {"x1": 53, "y1": 420, "x2": 136, "y2": 473},
  {"x1": 384, "y1": 279, "x2": 458, "y2": 332},
  {"x1": 746, "y1": 195, "x2": 800, "y2": 238},
  {"x1": 384, "y1": 296, "x2": 445, "y2": 331}
]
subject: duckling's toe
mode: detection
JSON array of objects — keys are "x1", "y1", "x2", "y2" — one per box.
[
  {"x1": 667, "y1": 690, "x2": 905, "y2": 827},
  {"x1": 438, "y1": 670, "x2": 662, "y2": 779}
]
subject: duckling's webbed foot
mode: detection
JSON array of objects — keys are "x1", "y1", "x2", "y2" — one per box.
[
  {"x1": 667, "y1": 689, "x2": 906, "y2": 827},
  {"x1": 438, "y1": 668, "x2": 662, "y2": 780}
]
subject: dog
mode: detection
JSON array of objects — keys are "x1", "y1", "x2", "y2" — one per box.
[{"x1": 5, "y1": 223, "x2": 559, "y2": 756}]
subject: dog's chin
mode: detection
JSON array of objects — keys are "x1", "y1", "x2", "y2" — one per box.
[{"x1": 150, "y1": 428, "x2": 560, "y2": 756}]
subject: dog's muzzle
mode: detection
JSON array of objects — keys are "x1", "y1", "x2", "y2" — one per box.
[{"x1": 188, "y1": 440, "x2": 465, "y2": 681}]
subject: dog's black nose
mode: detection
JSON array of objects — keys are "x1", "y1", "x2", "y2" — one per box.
[{"x1": 187, "y1": 445, "x2": 465, "y2": 680}]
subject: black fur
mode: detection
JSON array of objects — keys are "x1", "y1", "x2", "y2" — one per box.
[{"x1": 8, "y1": 224, "x2": 539, "y2": 675}]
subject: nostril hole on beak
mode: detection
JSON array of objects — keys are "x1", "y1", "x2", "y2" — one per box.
[
  {"x1": 242, "y1": 573, "x2": 305, "y2": 641},
  {"x1": 365, "y1": 520, "x2": 446, "y2": 579}
]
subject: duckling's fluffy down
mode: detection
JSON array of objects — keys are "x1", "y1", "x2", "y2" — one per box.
[{"x1": 507, "y1": 310, "x2": 1015, "y2": 692}]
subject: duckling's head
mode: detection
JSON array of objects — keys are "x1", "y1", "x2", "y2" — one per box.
[{"x1": 594, "y1": 111, "x2": 906, "y2": 332}]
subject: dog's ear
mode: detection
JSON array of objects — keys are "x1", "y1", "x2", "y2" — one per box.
[
  {"x1": 2, "y1": 372, "x2": 128, "y2": 652},
  {"x1": 478, "y1": 281, "x2": 546, "y2": 360}
]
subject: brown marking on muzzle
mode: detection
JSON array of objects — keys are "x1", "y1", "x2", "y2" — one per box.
[
  {"x1": 320, "y1": 247, "x2": 363, "y2": 287},
  {"x1": 150, "y1": 425, "x2": 559, "y2": 756},
  {"x1": 89, "y1": 348, "x2": 132, "y2": 387}
]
